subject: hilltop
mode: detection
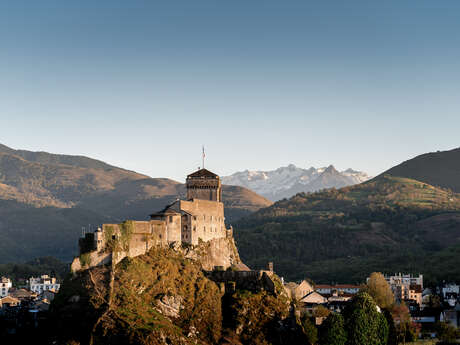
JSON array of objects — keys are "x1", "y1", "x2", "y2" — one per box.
[
  {"x1": 0, "y1": 144, "x2": 271, "y2": 263},
  {"x1": 222, "y1": 164, "x2": 371, "y2": 201},
  {"x1": 235, "y1": 174, "x2": 460, "y2": 284},
  {"x1": 50, "y1": 244, "x2": 302, "y2": 345},
  {"x1": 383, "y1": 147, "x2": 460, "y2": 193}
]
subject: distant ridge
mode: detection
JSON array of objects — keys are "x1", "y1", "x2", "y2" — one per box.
[
  {"x1": 0, "y1": 143, "x2": 131, "y2": 171},
  {"x1": 382, "y1": 147, "x2": 460, "y2": 192}
]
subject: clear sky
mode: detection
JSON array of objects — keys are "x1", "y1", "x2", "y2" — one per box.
[{"x1": 1, "y1": 1, "x2": 459, "y2": 182}]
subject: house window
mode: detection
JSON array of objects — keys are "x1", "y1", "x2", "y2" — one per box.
[{"x1": 169, "y1": 216, "x2": 173, "y2": 222}]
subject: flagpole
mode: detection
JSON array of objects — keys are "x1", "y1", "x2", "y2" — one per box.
[{"x1": 202, "y1": 145, "x2": 205, "y2": 169}]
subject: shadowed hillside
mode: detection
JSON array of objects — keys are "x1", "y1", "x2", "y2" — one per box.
[
  {"x1": 235, "y1": 175, "x2": 460, "y2": 284},
  {"x1": 0, "y1": 144, "x2": 271, "y2": 263},
  {"x1": 382, "y1": 147, "x2": 460, "y2": 193}
]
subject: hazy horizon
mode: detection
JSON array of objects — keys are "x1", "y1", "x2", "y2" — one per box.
[{"x1": 2, "y1": 1, "x2": 460, "y2": 181}]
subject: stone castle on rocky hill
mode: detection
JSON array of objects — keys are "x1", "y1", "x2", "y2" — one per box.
[{"x1": 71, "y1": 168, "x2": 235, "y2": 272}]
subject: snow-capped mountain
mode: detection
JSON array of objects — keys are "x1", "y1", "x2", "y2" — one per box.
[{"x1": 222, "y1": 164, "x2": 372, "y2": 201}]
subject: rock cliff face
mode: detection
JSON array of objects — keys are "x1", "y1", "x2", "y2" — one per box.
[
  {"x1": 180, "y1": 236, "x2": 248, "y2": 271},
  {"x1": 53, "y1": 247, "x2": 223, "y2": 345},
  {"x1": 51, "y1": 243, "x2": 304, "y2": 345}
]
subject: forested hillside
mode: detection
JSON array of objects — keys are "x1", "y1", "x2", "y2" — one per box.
[{"x1": 235, "y1": 175, "x2": 460, "y2": 284}]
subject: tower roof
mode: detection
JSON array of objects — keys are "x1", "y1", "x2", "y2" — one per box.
[{"x1": 187, "y1": 168, "x2": 219, "y2": 179}]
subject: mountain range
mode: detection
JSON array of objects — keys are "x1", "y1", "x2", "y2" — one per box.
[
  {"x1": 222, "y1": 164, "x2": 371, "y2": 201},
  {"x1": 0, "y1": 143, "x2": 271, "y2": 263}
]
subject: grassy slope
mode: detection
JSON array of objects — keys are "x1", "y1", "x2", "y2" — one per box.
[
  {"x1": 234, "y1": 175, "x2": 460, "y2": 284},
  {"x1": 382, "y1": 147, "x2": 460, "y2": 193}
]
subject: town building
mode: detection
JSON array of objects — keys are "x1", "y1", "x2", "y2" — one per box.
[
  {"x1": 299, "y1": 291, "x2": 328, "y2": 313},
  {"x1": 29, "y1": 275, "x2": 60, "y2": 294},
  {"x1": 9, "y1": 288, "x2": 37, "y2": 301},
  {"x1": 0, "y1": 295, "x2": 20, "y2": 310},
  {"x1": 315, "y1": 284, "x2": 362, "y2": 295},
  {"x1": 379, "y1": 273, "x2": 423, "y2": 305},
  {"x1": 441, "y1": 284, "x2": 459, "y2": 307},
  {"x1": 384, "y1": 273, "x2": 423, "y2": 288},
  {"x1": 0, "y1": 277, "x2": 12, "y2": 297},
  {"x1": 285, "y1": 280, "x2": 314, "y2": 300}
]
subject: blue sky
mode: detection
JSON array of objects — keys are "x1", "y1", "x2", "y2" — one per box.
[{"x1": 1, "y1": 1, "x2": 459, "y2": 181}]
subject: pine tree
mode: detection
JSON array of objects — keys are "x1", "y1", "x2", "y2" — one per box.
[
  {"x1": 302, "y1": 316, "x2": 318, "y2": 345},
  {"x1": 319, "y1": 313, "x2": 347, "y2": 345},
  {"x1": 343, "y1": 292, "x2": 388, "y2": 345}
]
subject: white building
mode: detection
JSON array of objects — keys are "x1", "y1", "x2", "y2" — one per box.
[
  {"x1": 384, "y1": 273, "x2": 423, "y2": 288},
  {"x1": 381, "y1": 273, "x2": 423, "y2": 305},
  {"x1": 0, "y1": 277, "x2": 12, "y2": 297},
  {"x1": 315, "y1": 284, "x2": 361, "y2": 295},
  {"x1": 441, "y1": 284, "x2": 459, "y2": 307},
  {"x1": 29, "y1": 275, "x2": 60, "y2": 294}
]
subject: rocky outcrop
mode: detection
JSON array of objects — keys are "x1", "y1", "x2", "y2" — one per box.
[
  {"x1": 179, "y1": 236, "x2": 247, "y2": 271},
  {"x1": 51, "y1": 242, "x2": 304, "y2": 345},
  {"x1": 52, "y1": 247, "x2": 224, "y2": 345}
]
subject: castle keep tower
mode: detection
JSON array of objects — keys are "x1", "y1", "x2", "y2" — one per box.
[{"x1": 186, "y1": 168, "x2": 222, "y2": 202}]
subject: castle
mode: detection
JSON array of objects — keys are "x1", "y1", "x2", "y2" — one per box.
[
  {"x1": 71, "y1": 168, "x2": 233, "y2": 272},
  {"x1": 150, "y1": 168, "x2": 229, "y2": 245}
]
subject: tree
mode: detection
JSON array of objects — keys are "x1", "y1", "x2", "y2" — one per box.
[
  {"x1": 392, "y1": 303, "x2": 417, "y2": 344},
  {"x1": 377, "y1": 311, "x2": 389, "y2": 345},
  {"x1": 313, "y1": 305, "x2": 331, "y2": 318},
  {"x1": 319, "y1": 313, "x2": 347, "y2": 345},
  {"x1": 436, "y1": 321, "x2": 458, "y2": 343},
  {"x1": 302, "y1": 316, "x2": 318, "y2": 345},
  {"x1": 343, "y1": 292, "x2": 388, "y2": 345},
  {"x1": 364, "y1": 272, "x2": 394, "y2": 309},
  {"x1": 382, "y1": 308, "x2": 397, "y2": 345}
]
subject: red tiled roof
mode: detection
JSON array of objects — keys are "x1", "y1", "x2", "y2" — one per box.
[
  {"x1": 315, "y1": 284, "x2": 362, "y2": 290},
  {"x1": 335, "y1": 284, "x2": 362, "y2": 289}
]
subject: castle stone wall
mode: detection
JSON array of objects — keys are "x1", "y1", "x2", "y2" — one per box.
[
  {"x1": 205, "y1": 270, "x2": 276, "y2": 294},
  {"x1": 179, "y1": 199, "x2": 226, "y2": 245}
]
